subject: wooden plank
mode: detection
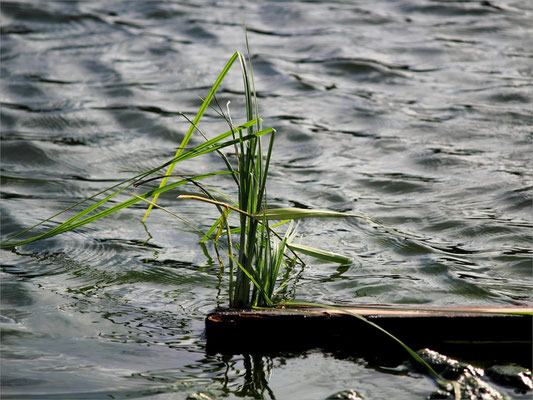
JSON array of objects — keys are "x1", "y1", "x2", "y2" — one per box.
[
  {"x1": 293, "y1": 304, "x2": 533, "y2": 316},
  {"x1": 205, "y1": 305, "x2": 533, "y2": 366}
]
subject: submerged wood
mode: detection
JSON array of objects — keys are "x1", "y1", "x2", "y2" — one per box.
[{"x1": 205, "y1": 305, "x2": 533, "y2": 366}]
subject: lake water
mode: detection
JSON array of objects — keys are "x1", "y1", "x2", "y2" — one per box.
[{"x1": 1, "y1": 1, "x2": 532, "y2": 399}]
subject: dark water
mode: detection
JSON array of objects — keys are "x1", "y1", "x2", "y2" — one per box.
[{"x1": 1, "y1": 0, "x2": 532, "y2": 399}]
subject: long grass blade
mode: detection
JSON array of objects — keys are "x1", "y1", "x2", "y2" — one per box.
[
  {"x1": 2, "y1": 122, "x2": 267, "y2": 249},
  {"x1": 255, "y1": 208, "x2": 361, "y2": 220},
  {"x1": 143, "y1": 51, "x2": 241, "y2": 222},
  {"x1": 278, "y1": 301, "x2": 451, "y2": 390},
  {"x1": 126, "y1": 191, "x2": 202, "y2": 234},
  {"x1": 287, "y1": 243, "x2": 351, "y2": 265},
  {"x1": 244, "y1": 22, "x2": 261, "y2": 133},
  {"x1": 2, "y1": 172, "x2": 229, "y2": 248}
]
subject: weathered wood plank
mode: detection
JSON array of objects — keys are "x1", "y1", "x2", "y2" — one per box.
[{"x1": 205, "y1": 305, "x2": 533, "y2": 366}]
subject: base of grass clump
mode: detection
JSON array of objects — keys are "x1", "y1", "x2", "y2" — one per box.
[{"x1": 205, "y1": 304, "x2": 533, "y2": 367}]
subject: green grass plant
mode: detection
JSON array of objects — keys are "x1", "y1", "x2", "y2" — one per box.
[{"x1": 0, "y1": 49, "x2": 351, "y2": 309}]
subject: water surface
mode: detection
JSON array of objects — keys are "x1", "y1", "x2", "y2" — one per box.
[{"x1": 1, "y1": 1, "x2": 532, "y2": 399}]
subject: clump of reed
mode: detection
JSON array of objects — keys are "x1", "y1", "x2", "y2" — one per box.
[{"x1": 0, "y1": 49, "x2": 352, "y2": 309}]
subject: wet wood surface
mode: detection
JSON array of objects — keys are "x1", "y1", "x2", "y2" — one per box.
[{"x1": 205, "y1": 305, "x2": 533, "y2": 365}]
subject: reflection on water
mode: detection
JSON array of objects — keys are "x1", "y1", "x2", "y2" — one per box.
[
  {"x1": 220, "y1": 355, "x2": 277, "y2": 399},
  {"x1": 1, "y1": 0, "x2": 532, "y2": 398}
]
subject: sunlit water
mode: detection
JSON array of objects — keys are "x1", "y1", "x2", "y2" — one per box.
[{"x1": 1, "y1": 1, "x2": 532, "y2": 399}]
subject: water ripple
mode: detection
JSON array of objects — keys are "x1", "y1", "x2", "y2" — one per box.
[{"x1": 1, "y1": 0, "x2": 532, "y2": 398}]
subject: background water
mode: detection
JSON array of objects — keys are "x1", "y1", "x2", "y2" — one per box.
[{"x1": 1, "y1": 0, "x2": 532, "y2": 399}]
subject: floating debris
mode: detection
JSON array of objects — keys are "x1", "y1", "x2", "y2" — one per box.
[
  {"x1": 186, "y1": 392, "x2": 215, "y2": 400},
  {"x1": 326, "y1": 389, "x2": 365, "y2": 400}
]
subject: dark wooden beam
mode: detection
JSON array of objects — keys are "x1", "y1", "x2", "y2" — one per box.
[{"x1": 205, "y1": 305, "x2": 533, "y2": 366}]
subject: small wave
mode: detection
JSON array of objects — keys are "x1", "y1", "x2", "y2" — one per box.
[
  {"x1": 399, "y1": 2, "x2": 502, "y2": 17},
  {"x1": 1, "y1": 140, "x2": 55, "y2": 166},
  {"x1": 357, "y1": 174, "x2": 432, "y2": 195},
  {"x1": 293, "y1": 57, "x2": 410, "y2": 83},
  {"x1": 497, "y1": 186, "x2": 533, "y2": 213},
  {"x1": 1, "y1": 1, "x2": 107, "y2": 34}
]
